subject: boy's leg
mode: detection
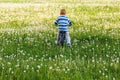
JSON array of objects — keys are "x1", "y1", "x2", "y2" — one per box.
[{"x1": 66, "y1": 32, "x2": 71, "y2": 46}]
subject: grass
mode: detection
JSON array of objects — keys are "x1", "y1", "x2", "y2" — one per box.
[{"x1": 0, "y1": 0, "x2": 120, "y2": 80}]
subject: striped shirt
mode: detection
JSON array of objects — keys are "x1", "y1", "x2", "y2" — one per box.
[{"x1": 54, "y1": 16, "x2": 72, "y2": 31}]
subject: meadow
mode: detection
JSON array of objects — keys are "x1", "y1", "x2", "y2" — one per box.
[{"x1": 0, "y1": 0, "x2": 120, "y2": 80}]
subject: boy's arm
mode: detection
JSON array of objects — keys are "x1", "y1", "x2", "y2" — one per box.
[{"x1": 54, "y1": 18, "x2": 58, "y2": 26}]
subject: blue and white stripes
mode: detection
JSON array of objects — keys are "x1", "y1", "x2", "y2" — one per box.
[{"x1": 54, "y1": 16, "x2": 72, "y2": 31}]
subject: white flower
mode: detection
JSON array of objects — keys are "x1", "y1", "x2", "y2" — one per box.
[
  {"x1": 9, "y1": 68, "x2": 12, "y2": 72},
  {"x1": 11, "y1": 71, "x2": 14, "y2": 74},
  {"x1": 0, "y1": 57, "x2": 2, "y2": 60},
  {"x1": 36, "y1": 70, "x2": 39, "y2": 72},
  {"x1": 92, "y1": 59, "x2": 95, "y2": 63},
  {"x1": 37, "y1": 65, "x2": 41, "y2": 69},
  {"x1": 8, "y1": 62, "x2": 11, "y2": 65},
  {"x1": 99, "y1": 70, "x2": 101, "y2": 73},
  {"x1": 32, "y1": 67, "x2": 34, "y2": 70},
  {"x1": 67, "y1": 68, "x2": 70, "y2": 71},
  {"x1": 24, "y1": 70, "x2": 26, "y2": 73},
  {"x1": 113, "y1": 77, "x2": 116, "y2": 80},
  {"x1": 49, "y1": 66, "x2": 53, "y2": 70},
  {"x1": 49, "y1": 57, "x2": 52, "y2": 60},
  {"x1": 60, "y1": 54, "x2": 64, "y2": 58},
  {"x1": 15, "y1": 64, "x2": 20, "y2": 67},
  {"x1": 26, "y1": 65, "x2": 29, "y2": 69}
]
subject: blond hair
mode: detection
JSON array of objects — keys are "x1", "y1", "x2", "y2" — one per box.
[{"x1": 60, "y1": 9, "x2": 66, "y2": 15}]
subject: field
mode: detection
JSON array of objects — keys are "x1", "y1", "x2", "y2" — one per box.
[{"x1": 0, "y1": 0, "x2": 120, "y2": 80}]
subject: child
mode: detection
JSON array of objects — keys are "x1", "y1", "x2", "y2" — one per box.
[{"x1": 54, "y1": 9, "x2": 72, "y2": 47}]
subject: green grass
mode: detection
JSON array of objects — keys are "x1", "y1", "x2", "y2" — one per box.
[{"x1": 0, "y1": 0, "x2": 120, "y2": 80}]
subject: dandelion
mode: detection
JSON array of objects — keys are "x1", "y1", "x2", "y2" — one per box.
[
  {"x1": 2, "y1": 67, "x2": 5, "y2": 70},
  {"x1": 67, "y1": 68, "x2": 70, "y2": 71},
  {"x1": 0, "y1": 57, "x2": 2, "y2": 60},
  {"x1": 99, "y1": 70, "x2": 101, "y2": 73},
  {"x1": 54, "y1": 63, "x2": 57, "y2": 66},
  {"x1": 65, "y1": 71, "x2": 67, "y2": 73},
  {"x1": 0, "y1": 48, "x2": 4, "y2": 52},
  {"x1": 104, "y1": 68, "x2": 108, "y2": 71},
  {"x1": 35, "y1": 55, "x2": 38, "y2": 58},
  {"x1": 5, "y1": 55, "x2": 9, "y2": 58},
  {"x1": 49, "y1": 66, "x2": 53, "y2": 70},
  {"x1": 34, "y1": 59, "x2": 36, "y2": 61},
  {"x1": 49, "y1": 57, "x2": 52, "y2": 60},
  {"x1": 47, "y1": 42, "x2": 51, "y2": 46},
  {"x1": 73, "y1": 38, "x2": 78, "y2": 43},
  {"x1": 22, "y1": 53, "x2": 25, "y2": 56},
  {"x1": 40, "y1": 63, "x2": 43, "y2": 66},
  {"x1": 56, "y1": 67, "x2": 60, "y2": 71},
  {"x1": 8, "y1": 62, "x2": 11, "y2": 65},
  {"x1": 63, "y1": 68, "x2": 65, "y2": 71},
  {"x1": 106, "y1": 54, "x2": 109, "y2": 57},
  {"x1": 15, "y1": 64, "x2": 20, "y2": 68},
  {"x1": 29, "y1": 57, "x2": 33, "y2": 60},
  {"x1": 11, "y1": 71, "x2": 14, "y2": 74},
  {"x1": 113, "y1": 77, "x2": 116, "y2": 80},
  {"x1": 24, "y1": 70, "x2": 26, "y2": 73},
  {"x1": 36, "y1": 70, "x2": 39, "y2": 72},
  {"x1": 37, "y1": 65, "x2": 41, "y2": 69},
  {"x1": 26, "y1": 65, "x2": 29, "y2": 69},
  {"x1": 65, "y1": 59, "x2": 69, "y2": 63},
  {"x1": 92, "y1": 59, "x2": 95, "y2": 63},
  {"x1": 32, "y1": 67, "x2": 34, "y2": 70},
  {"x1": 55, "y1": 55, "x2": 57, "y2": 59},
  {"x1": 116, "y1": 58, "x2": 119, "y2": 63},
  {"x1": 102, "y1": 72, "x2": 105, "y2": 76},
  {"x1": 9, "y1": 68, "x2": 12, "y2": 72},
  {"x1": 60, "y1": 54, "x2": 64, "y2": 58},
  {"x1": 110, "y1": 63, "x2": 113, "y2": 66},
  {"x1": 105, "y1": 75, "x2": 108, "y2": 78},
  {"x1": 84, "y1": 55, "x2": 87, "y2": 58}
]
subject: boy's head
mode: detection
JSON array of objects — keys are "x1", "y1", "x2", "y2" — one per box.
[{"x1": 60, "y1": 9, "x2": 66, "y2": 15}]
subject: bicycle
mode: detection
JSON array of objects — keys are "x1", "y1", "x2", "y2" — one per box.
[{"x1": 57, "y1": 31, "x2": 67, "y2": 48}]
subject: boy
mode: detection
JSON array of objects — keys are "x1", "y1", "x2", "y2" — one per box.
[{"x1": 54, "y1": 9, "x2": 72, "y2": 47}]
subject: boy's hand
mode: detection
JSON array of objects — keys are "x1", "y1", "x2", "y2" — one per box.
[
  {"x1": 54, "y1": 22, "x2": 58, "y2": 26},
  {"x1": 67, "y1": 24, "x2": 70, "y2": 26}
]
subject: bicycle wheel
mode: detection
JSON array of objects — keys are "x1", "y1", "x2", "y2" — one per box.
[{"x1": 59, "y1": 31, "x2": 66, "y2": 47}]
